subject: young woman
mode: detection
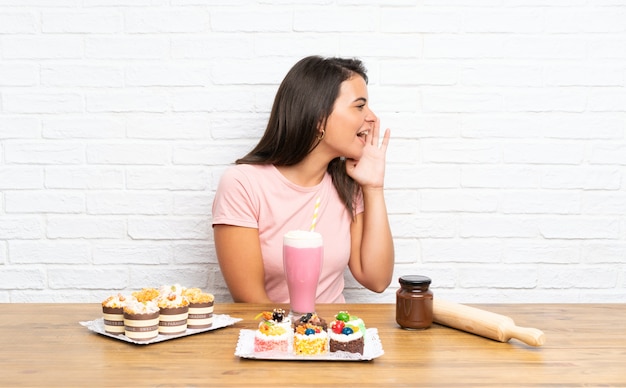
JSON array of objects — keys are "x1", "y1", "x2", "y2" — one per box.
[{"x1": 212, "y1": 55, "x2": 394, "y2": 303}]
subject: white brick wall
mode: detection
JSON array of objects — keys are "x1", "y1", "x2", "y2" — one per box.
[{"x1": 1, "y1": 1, "x2": 625, "y2": 304}]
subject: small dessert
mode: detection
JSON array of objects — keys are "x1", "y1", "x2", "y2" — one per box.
[
  {"x1": 293, "y1": 313, "x2": 328, "y2": 355},
  {"x1": 123, "y1": 299, "x2": 160, "y2": 341},
  {"x1": 132, "y1": 288, "x2": 160, "y2": 303},
  {"x1": 183, "y1": 288, "x2": 215, "y2": 329},
  {"x1": 253, "y1": 308, "x2": 291, "y2": 353},
  {"x1": 101, "y1": 293, "x2": 128, "y2": 335},
  {"x1": 157, "y1": 292, "x2": 189, "y2": 335},
  {"x1": 328, "y1": 311, "x2": 365, "y2": 355}
]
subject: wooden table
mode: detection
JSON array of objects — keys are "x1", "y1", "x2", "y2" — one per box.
[{"x1": 1, "y1": 303, "x2": 624, "y2": 387}]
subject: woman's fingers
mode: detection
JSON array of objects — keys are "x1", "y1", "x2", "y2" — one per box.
[
  {"x1": 370, "y1": 117, "x2": 380, "y2": 145},
  {"x1": 380, "y1": 128, "x2": 391, "y2": 152}
]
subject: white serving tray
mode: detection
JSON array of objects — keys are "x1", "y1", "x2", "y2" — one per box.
[
  {"x1": 234, "y1": 328, "x2": 384, "y2": 361},
  {"x1": 80, "y1": 314, "x2": 242, "y2": 345}
]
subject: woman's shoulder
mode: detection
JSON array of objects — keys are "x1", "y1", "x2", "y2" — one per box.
[
  {"x1": 223, "y1": 163, "x2": 273, "y2": 177},
  {"x1": 219, "y1": 163, "x2": 276, "y2": 186}
]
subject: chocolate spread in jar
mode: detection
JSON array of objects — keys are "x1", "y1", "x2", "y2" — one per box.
[{"x1": 396, "y1": 275, "x2": 433, "y2": 330}]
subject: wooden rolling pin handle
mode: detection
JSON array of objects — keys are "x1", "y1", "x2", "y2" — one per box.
[
  {"x1": 506, "y1": 325, "x2": 545, "y2": 347},
  {"x1": 433, "y1": 299, "x2": 545, "y2": 347}
]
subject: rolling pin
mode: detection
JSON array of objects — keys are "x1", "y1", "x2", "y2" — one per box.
[{"x1": 433, "y1": 298, "x2": 545, "y2": 347}]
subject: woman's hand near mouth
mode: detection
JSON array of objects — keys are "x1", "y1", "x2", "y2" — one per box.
[{"x1": 346, "y1": 118, "x2": 391, "y2": 189}]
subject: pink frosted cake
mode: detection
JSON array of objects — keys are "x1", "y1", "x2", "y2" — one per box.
[
  {"x1": 253, "y1": 309, "x2": 291, "y2": 353},
  {"x1": 123, "y1": 299, "x2": 160, "y2": 341},
  {"x1": 328, "y1": 311, "x2": 365, "y2": 355},
  {"x1": 101, "y1": 293, "x2": 129, "y2": 335}
]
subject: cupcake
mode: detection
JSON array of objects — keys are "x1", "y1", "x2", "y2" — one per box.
[
  {"x1": 157, "y1": 292, "x2": 189, "y2": 335},
  {"x1": 182, "y1": 288, "x2": 215, "y2": 329},
  {"x1": 123, "y1": 299, "x2": 160, "y2": 341},
  {"x1": 101, "y1": 293, "x2": 128, "y2": 335}
]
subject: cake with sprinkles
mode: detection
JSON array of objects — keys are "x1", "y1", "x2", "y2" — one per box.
[
  {"x1": 253, "y1": 308, "x2": 291, "y2": 353},
  {"x1": 328, "y1": 311, "x2": 365, "y2": 355},
  {"x1": 293, "y1": 313, "x2": 328, "y2": 355}
]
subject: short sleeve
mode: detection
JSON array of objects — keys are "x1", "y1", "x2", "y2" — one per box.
[{"x1": 211, "y1": 166, "x2": 260, "y2": 228}]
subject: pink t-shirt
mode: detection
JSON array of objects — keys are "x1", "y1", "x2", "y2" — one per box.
[{"x1": 212, "y1": 164, "x2": 364, "y2": 304}]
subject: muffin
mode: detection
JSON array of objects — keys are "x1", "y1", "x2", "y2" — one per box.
[
  {"x1": 182, "y1": 288, "x2": 215, "y2": 329},
  {"x1": 101, "y1": 293, "x2": 129, "y2": 335},
  {"x1": 123, "y1": 299, "x2": 160, "y2": 341},
  {"x1": 157, "y1": 292, "x2": 189, "y2": 335}
]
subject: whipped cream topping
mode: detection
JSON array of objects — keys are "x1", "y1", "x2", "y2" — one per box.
[
  {"x1": 183, "y1": 287, "x2": 214, "y2": 304},
  {"x1": 102, "y1": 293, "x2": 129, "y2": 308},
  {"x1": 159, "y1": 284, "x2": 185, "y2": 296},
  {"x1": 328, "y1": 329, "x2": 363, "y2": 342},
  {"x1": 124, "y1": 299, "x2": 159, "y2": 314},
  {"x1": 157, "y1": 292, "x2": 190, "y2": 308}
]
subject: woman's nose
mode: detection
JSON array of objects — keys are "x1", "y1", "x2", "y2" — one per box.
[{"x1": 366, "y1": 107, "x2": 377, "y2": 122}]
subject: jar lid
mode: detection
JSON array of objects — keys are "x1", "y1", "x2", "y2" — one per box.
[{"x1": 399, "y1": 275, "x2": 432, "y2": 286}]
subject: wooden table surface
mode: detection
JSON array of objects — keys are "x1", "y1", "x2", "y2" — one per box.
[{"x1": 1, "y1": 302, "x2": 624, "y2": 387}]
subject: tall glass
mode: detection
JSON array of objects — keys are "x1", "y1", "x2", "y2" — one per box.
[{"x1": 283, "y1": 230, "x2": 323, "y2": 318}]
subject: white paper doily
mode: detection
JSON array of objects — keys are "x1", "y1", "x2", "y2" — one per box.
[
  {"x1": 80, "y1": 314, "x2": 242, "y2": 345},
  {"x1": 235, "y1": 328, "x2": 384, "y2": 361}
]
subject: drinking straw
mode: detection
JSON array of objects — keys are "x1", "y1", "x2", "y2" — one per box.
[{"x1": 310, "y1": 196, "x2": 321, "y2": 232}]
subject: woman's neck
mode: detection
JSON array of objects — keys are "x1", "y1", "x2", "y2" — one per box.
[{"x1": 275, "y1": 155, "x2": 328, "y2": 187}]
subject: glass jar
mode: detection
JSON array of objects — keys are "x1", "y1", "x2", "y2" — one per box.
[{"x1": 396, "y1": 275, "x2": 433, "y2": 330}]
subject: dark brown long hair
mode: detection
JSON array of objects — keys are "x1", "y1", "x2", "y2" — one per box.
[{"x1": 236, "y1": 55, "x2": 368, "y2": 217}]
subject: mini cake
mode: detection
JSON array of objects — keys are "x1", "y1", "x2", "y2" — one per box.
[
  {"x1": 101, "y1": 293, "x2": 129, "y2": 335},
  {"x1": 253, "y1": 309, "x2": 291, "y2": 353},
  {"x1": 157, "y1": 292, "x2": 190, "y2": 335},
  {"x1": 183, "y1": 288, "x2": 215, "y2": 329},
  {"x1": 294, "y1": 322, "x2": 328, "y2": 355},
  {"x1": 132, "y1": 287, "x2": 160, "y2": 303},
  {"x1": 123, "y1": 299, "x2": 160, "y2": 341},
  {"x1": 328, "y1": 311, "x2": 365, "y2": 355},
  {"x1": 293, "y1": 313, "x2": 327, "y2": 355}
]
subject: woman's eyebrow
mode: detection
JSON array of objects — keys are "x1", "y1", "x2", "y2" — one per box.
[{"x1": 353, "y1": 97, "x2": 367, "y2": 104}]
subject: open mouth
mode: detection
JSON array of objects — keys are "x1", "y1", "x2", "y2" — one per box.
[{"x1": 357, "y1": 130, "x2": 369, "y2": 139}]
